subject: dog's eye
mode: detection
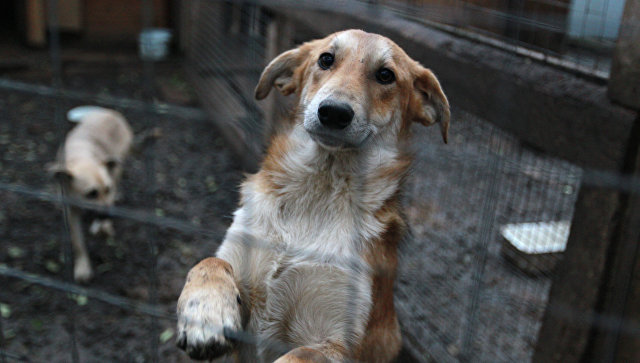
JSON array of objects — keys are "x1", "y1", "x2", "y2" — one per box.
[
  {"x1": 375, "y1": 68, "x2": 395, "y2": 84},
  {"x1": 318, "y1": 53, "x2": 334, "y2": 70},
  {"x1": 85, "y1": 189, "x2": 99, "y2": 199}
]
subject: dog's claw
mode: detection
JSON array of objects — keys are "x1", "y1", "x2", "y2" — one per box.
[
  {"x1": 176, "y1": 298, "x2": 241, "y2": 360},
  {"x1": 176, "y1": 327, "x2": 235, "y2": 360},
  {"x1": 185, "y1": 338, "x2": 233, "y2": 360}
]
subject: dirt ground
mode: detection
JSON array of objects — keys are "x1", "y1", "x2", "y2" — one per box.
[
  {"x1": 0, "y1": 40, "x2": 582, "y2": 362},
  {"x1": 0, "y1": 41, "x2": 243, "y2": 362},
  {"x1": 397, "y1": 117, "x2": 581, "y2": 362}
]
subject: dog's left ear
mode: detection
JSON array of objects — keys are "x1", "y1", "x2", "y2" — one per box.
[
  {"x1": 255, "y1": 47, "x2": 306, "y2": 100},
  {"x1": 104, "y1": 158, "x2": 120, "y2": 173},
  {"x1": 410, "y1": 66, "x2": 450, "y2": 144},
  {"x1": 46, "y1": 162, "x2": 73, "y2": 183}
]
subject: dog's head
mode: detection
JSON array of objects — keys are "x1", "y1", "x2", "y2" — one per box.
[
  {"x1": 255, "y1": 29, "x2": 450, "y2": 150},
  {"x1": 48, "y1": 158, "x2": 118, "y2": 206}
]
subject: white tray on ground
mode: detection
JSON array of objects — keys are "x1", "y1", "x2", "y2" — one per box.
[{"x1": 500, "y1": 221, "x2": 570, "y2": 275}]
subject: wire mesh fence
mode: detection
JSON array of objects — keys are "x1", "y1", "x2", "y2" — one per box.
[
  {"x1": 375, "y1": 0, "x2": 626, "y2": 79},
  {"x1": 1, "y1": 0, "x2": 639, "y2": 362}
]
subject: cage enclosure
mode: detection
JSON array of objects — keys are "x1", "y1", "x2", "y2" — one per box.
[{"x1": 1, "y1": 0, "x2": 639, "y2": 362}]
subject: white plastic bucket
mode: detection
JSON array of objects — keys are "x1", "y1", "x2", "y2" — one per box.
[{"x1": 138, "y1": 28, "x2": 172, "y2": 61}]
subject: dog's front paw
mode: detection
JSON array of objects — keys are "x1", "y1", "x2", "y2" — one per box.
[
  {"x1": 74, "y1": 256, "x2": 93, "y2": 283},
  {"x1": 176, "y1": 292, "x2": 242, "y2": 360},
  {"x1": 90, "y1": 219, "x2": 115, "y2": 236},
  {"x1": 176, "y1": 259, "x2": 243, "y2": 360}
]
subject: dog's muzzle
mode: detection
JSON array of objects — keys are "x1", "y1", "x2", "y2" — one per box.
[{"x1": 305, "y1": 98, "x2": 371, "y2": 149}]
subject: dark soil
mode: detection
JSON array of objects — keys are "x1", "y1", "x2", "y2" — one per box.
[
  {"x1": 0, "y1": 43, "x2": 243, "y2": 362},
  {"x1": 398, "y1": 115, "x2": 581, "y2": 362}
]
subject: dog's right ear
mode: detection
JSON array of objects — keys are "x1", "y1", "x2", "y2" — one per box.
[
  {"x1": 409, "y1": 66, "x2": 451, "y2": 144},
  {"x1": 46, "y1": 162, "x2": 73, "y2": 183},
  {"x1": 255, "y1": 47, "x2": 306, "y2": 100}
]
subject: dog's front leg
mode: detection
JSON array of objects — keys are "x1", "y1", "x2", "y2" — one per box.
[
  {"x1": 68, "y1": 207, "x2": 93, "y2": 283},
  {"x1": 176, "y1": 257, "x2": 243, "y2": 360}
]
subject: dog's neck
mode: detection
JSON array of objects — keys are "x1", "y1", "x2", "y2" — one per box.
[{"x1": 257, "y1": 126, "x2": 411, "y2": 213}]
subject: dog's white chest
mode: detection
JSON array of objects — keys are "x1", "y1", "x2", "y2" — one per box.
[{"x1": 248, "y1": 175, "x2": 386, "y2": 262}]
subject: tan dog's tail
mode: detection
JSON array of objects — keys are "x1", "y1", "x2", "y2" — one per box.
[{"x1": 66, "y1": 105, "x2": 113, "y2": 123}]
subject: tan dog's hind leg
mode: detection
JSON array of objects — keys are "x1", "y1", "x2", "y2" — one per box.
[
  {"x1": 100, "y1": 219, "x2": 114, "y2": 236},
  {"x1": 68, "y1": 208, "x2": 93, "y2": 283},
  {"x1": 89, "y1": 219, "x2": 115, "y2": 237},
  {"x1": 176, "y1": 257, "x2": 243, "y2": 361}
]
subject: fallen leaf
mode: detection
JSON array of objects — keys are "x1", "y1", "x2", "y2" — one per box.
[
  {"x1": 76, "y1": 295, "x2": 88, "y2": 306},
  {"x1": 206, "y1": 176, "x2": 218, "y2": 193},
  {"x1": 3, "y1": 328, "x2": 16, "y2": 340},
  {"x1": 45, "y1": 260, "x2": 60, "y2": 273},
  {"x1": 0, "y1": 303, "x2": 11, "y2": 318},
  {"x1": 159, "y1": 328, "x2": 174, "y2": 343},
  {"x1": 30, "y1": 318, "x2": 43, "y2": 331},
  {"x1": 8, "y1": 246, "x2": 25, "y2": 259},
  {"x1": 67, "y1": 293, "x2": 89, "y2": 306}
]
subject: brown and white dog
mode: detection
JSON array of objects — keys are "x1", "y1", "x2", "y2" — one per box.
[
  {"x1": 176, "y1": 29, "x2": 449, "y2": 362},
  {"x1": 48, "y1": 106, "x2": 133, "y2": 283}
]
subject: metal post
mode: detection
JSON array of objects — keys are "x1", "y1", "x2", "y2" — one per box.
[{"x1": 47, "y1": 0, "x2": 79, "y2": 361}]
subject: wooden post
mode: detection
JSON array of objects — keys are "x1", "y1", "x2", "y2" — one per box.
[
  {"x1": 585, "y1": 116, "x2": 640, "y2": 362},
  {"x1": 57, "y1": 0, "x2": 82, "y2": 32},
  {"x1": 533, "y1": 187, "x2": 623, "y2": 362},
  {"x1": 608, "y1": 0, "x2": 640, "y2": 110},
  {"x1": 178, "y1": 0, "x2": 190, "y2": 52},
  {"x1": 534, "y1": 119, "x2": 640, "y2": 363},
  {"x1": 25, "y1": 0, "x2": 46, "y2": 47}
]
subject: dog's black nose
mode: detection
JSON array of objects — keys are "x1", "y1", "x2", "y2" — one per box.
[{"x1": 317, "y1": 100, "x2": 354, "y2": 129}]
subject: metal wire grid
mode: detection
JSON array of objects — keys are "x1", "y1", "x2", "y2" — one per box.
[
  {"x1": 0, "y1": 0, "x2": 181, "y2": 360},
  {"x1": 372, "y1": 0, "x2": 624, "y2": 79},
  {"x1": 395, "y1": 110, "x2": 583, "y2": 361},
  {"x1": 184, "y1": 0, "x2": 269, "y2": 164},
  {"x1": 1, "y1": 0, "x2": 640, "y2": 362},
  {"x1": 178, "y1": 6, "x2": 580, "y2": 360}
]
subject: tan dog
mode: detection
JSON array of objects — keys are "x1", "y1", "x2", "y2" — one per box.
[
  {"x1": 176, "y1": 29, "x2": 449, "y2": 362},
  {"x1": 48, "y1": 106, "x2": 133, "y2": 282}
]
